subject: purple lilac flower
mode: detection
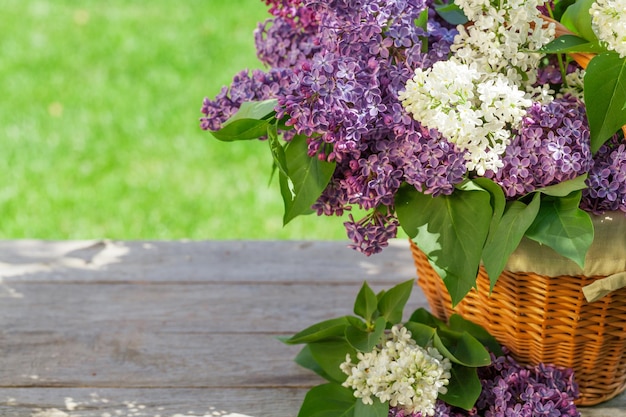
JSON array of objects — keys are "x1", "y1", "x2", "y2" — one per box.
[
  {"x1": 202, "y1": 0, "x2": 461, "y2": 255},
  {"x1": 343, "y1": 209, "x2": 399, "y2": 256},
  {"x1": 581, "y1": 134, "x2": 626, "y2": 214},
  {"x1": 484, "y1": 96, "x2": 593, "y2": 198},
  {"x1": 312, "y1": 122, "x2": 466, "y2": 254},
  {"x1": 387, "y1": 125, "x2": 468, "y2": 198},
  {"x1": 277, "y1": 1, "x2": 460, "y2": 253},
  {"x1": 388, "y1": 351, "x2": 580, "y2": 417},
  {"x1": 264, "y1": 0, "x2": 302, "y2": 17},
  {"x1": 254, "y1": 11, "x2": 321, "y2": 68}
]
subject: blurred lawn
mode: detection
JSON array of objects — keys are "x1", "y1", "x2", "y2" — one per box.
[{"x1": 0, "y1": 0, "x2": 348, "y2": 240}]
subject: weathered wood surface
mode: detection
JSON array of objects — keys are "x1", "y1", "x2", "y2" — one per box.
[{"x1": 0, "y1": 239, "x2": 624, "y2": 417}]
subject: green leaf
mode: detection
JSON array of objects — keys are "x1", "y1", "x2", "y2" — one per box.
[
  {"x1": 354, "y1": 281, "x2": 379, "y2": 322},
  {"x1": 297, "y1": 383, "x2": 356, "y2": 417},
  {"x1": 433, "y1": 328, "x2": 492, "y2": 367},
  {"x1": 210, "y1": 118, "x2": 270, "y2": 141},
  {"x1": 471, "y1": 177, "x2": 507, "y2": 282},
  {"x1": 283, "y1": 135, "x2": 336, "y2": 224},
  {"x1": 448, "y1": 314, "x2": 503, "y2": 357},
  {"x1": 403, "y1": 321, "x2": 436, "y2": 347},
  {"x1": 408, "y1": 308, "x2": 445, "y2": 328},
  {"x1": 482, "y1": 194, "x2": 541, "y2": 291},
  {"x1": 439, "y1": 366, "x2": 482, "y2": 410},
  {"x1": 524, "y1": 191, "x2": 594, "y2": 268},
  {"x1": 309, "y1": 339, "x2": 356, "y2": 383},
  {"x1": 585, "y1": 52, "x2": 626, "y2": 152},
  {"x1": 395, "y1": 182, "x2": 493, "y2": 306},
  {"x1": 535, "y1": 174, "x2": 588, "y2": 196},
  {"x1": 414, "y1": 8, "x2": 428, "y2": 29},
  {"x1": 285, "y1": 316, "x2": 350, "y2": 344},
  {"x1": 472, "y1": 177, "x2": 506, "y2": 225},
  {"x1": 229, "y1": 99, "x2": 278, "y2": 121},
  {"x1": 346, "y1": 315, "x2": 368, "y2": 331},
  {"x1": 354, "y1": 397, "x2": 388, "y2": 417},
  {"x1": 294, "y1": 345, "x2": 333, "y2": 381},
  {"x1": 345, "y1": 317, "x2": 386, "y2": 352},
  {"x1": 267, "y1": 123, "x2": 289, "y2": 178},
  {"x1": 560, "y1": 0, "x2": 598, "y2": 42},
  {"x1": 209, "y1": 99, "x2": 278, "y2": 141},
  {"x1": 434, "y1": 2, "x2": 468, "y2": 25},
  {"x1": 552, "y1": 0, "x2": 576, "y2": 21},
  {"x1": 377, "y1": 279, "x2": 414, "y2": 324},
  {"x1": 538, "y1": 35, "x2": 604, "y2": 54}
]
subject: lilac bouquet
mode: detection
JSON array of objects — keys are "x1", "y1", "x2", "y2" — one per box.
[{"x1": 201, "y1": 0, "x2": 626, "y2": 305}]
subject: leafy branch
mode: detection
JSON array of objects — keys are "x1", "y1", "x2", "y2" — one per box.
[
  {"x1": 282, "y1": 280, "x2": 503, "y2": 417},
  {"x1": 209, "y1": 100, "x2": 336, "y2": 225}
]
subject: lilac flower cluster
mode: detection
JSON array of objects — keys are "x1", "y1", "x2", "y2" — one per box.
[
  {"x1": 202, "y1": 0, "x2": 463, "y2": 256},
  {"x1": 389, "y1": 352, "x2": 580, "y2": 417},
  {"x1": 276, "y1": 1, "x2": 456, "y2": 155},
  {"x1": 201, "y1": 0, "x2": 319, "y2": 131},
  {"x1": 581, "y1": 135, "x2": 626, "y2": 214},
  {"x1": 263, "y1": 0, "x2": 309, "y2": 19},
  {"x1": 255, "y1": 1, "x2": 320, "y2": 68},
  {"x1": 343, "y1": 210, "x2": 399, "y2": 256},
  {"x1": 484, "y1": 96, "x2": 593, "y2": 198},
  {"x1": 274, "y1": 1, "x2": 462, "y2": 255}
]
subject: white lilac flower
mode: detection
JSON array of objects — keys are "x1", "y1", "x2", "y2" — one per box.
[
  {"x1": 399, "y1": 0, "x2": 554, "y2": 174},
  {"x1": 558, "y1": 69, "x2": 586, "y2": 102},
  {"x1": 590, "y1": 0, "x2": 626, "y2": 58},
  {"x1": 399, "y1": 60, "x2": 531, "y2": 175},
  {"x1": 452, "y1": 0, "x2": 555, "y2": 93},
  {"x1": 340, "y1": 325, "x2": 452, "y2": 417}
]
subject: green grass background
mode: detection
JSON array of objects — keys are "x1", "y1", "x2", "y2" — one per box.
[{"x1": 1, "y1": 0, "x2": 349, "y2": 240}]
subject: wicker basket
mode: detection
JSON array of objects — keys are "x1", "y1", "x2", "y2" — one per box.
[{"x1": 410, "y1": 241, "x2": 626, "y2": 406}]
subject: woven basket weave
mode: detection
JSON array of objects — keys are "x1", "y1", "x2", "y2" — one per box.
[{"x1": 410, "y1": 241, "x2": 626, "y2": 406}]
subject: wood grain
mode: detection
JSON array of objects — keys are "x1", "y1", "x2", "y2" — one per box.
[
  {"x1": 0, "y1": 240, "x2": 416, "y2": 284},
  {"x1": 1, "y1": 386, "x2": 623, "y2": 416},
  {"x1": 0, "y1": 240, "x2": 623, "y2": 417},
  {"x1": 1, "y1": 387, "x2": 306, "y2": 417},
  {"x1": 1, "y1": 282, "x2": 430, "y2": 334}
]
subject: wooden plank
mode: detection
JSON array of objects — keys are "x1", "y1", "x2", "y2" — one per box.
[
  {"x1": 1, "y1": 282, "x2": 430, "y2": 334},
  {"x1": 0, "y1": 240, "x2": 416, "y2": 284},
  {"x1": 0, "y1": 287, "x2": 418, "y2": 389},
  {"x1": 1, "y1": 387, "x2": 624, "y2": 417},
  {"x1": 0, "y1": 332, "x2": 318, "y2": 388},
  {"x1": 1, "y1": 387, "x2": 306, "y2": 417}
]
